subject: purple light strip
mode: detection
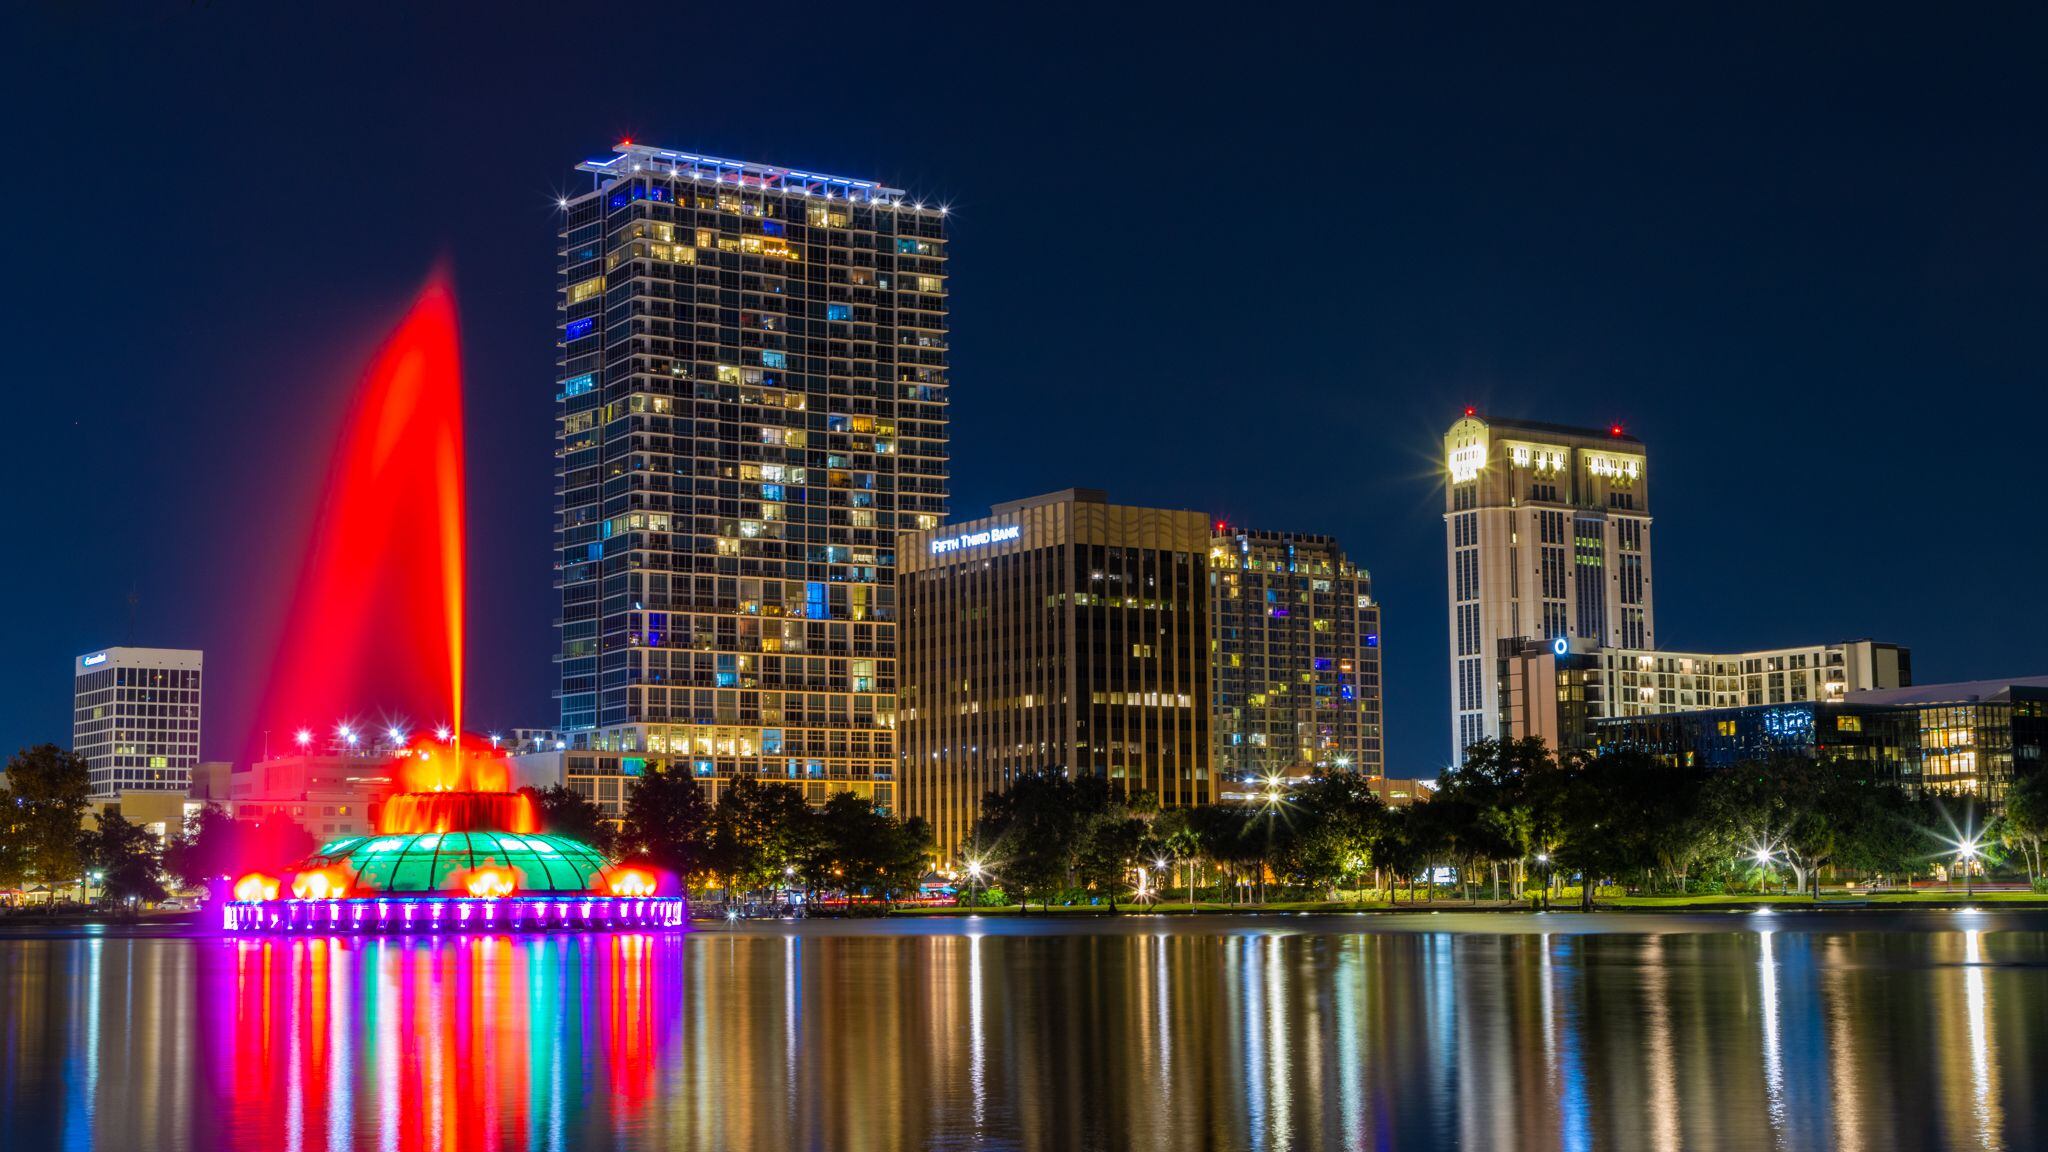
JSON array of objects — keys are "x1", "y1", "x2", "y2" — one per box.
[{"x1": 221, "y1": 896, "x2": 688, "y2": 933}]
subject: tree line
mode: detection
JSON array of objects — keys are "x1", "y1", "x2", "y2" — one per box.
[
  {"x1": 961, "y1": 739, "x2": 2048, "y2": 909},
  {"x1": 2, "y1": 745, "x2": 934, "y2": 909}
]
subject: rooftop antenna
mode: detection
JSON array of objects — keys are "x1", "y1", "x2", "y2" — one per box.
[{"x1": 125, "y1": 583, "x2": 139, "y2": 645}]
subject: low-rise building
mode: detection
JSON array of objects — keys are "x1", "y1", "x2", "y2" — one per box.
[
  {"x1": 1593, "y1": 676, "x2": 2048, "y2": 803},
  {"x1": 1501, "y1": 637, "x2": 1911, "y2": 752}
]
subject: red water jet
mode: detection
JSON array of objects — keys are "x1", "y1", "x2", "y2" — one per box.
[{"x1": 248, "y1": 272, "x2": 467, "y2": 759}]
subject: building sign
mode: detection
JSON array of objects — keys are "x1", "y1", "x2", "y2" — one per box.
[
  {"x1": 1551, "y1": 637, "x2": 1570, "y2": 657},
  {"x1": 929, "y1": 524, "x2": 1021, "y2": 556},
  {"x1": 82, "y1": 652, "x2": 108, "y2": 667}
]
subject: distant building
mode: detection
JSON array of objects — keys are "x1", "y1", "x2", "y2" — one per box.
[
  {"x1": 73, "y1": 646, "x2": 203, "y2": 803},
  {"x1": 223, "y1": 751, "x2": 391, "y2": 841},
  {"x1": 1594, "y1": 676, "x2": 2048, "y2": 803},
  {"x1": 1209, "y1": 527, "x2": 1383, "y2": 786},
  {"x1": 1444, "y1": 414, "x2": 1652, "y2": 761},
  {"x1": 509, "y1": 728, "x2": 565, "y2": 755},
  {"x1": 508, "y1": 748, "x2": 646, "y2": 820},
  {"x1": 1370, "y1": 777, "x2": 1435, "y2": 807},
  {"x1": 898, "y1": 489, "x2": 1213, "y2": 864},
  {"x1": 1501, "y1": 637, "x2": 1912, "y2": 752}
]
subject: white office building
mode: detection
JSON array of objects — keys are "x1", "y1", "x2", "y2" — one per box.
[{"x1": 72, "y1": 647, "x2": 204, "y2": 800}]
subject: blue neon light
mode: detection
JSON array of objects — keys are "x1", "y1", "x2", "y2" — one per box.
[
  {"x1": 564, "y1": 317, "x2": 596, "y2": 340},
  {"x1": 562, "y1": 373, "x2": 595, "y2": 397}
]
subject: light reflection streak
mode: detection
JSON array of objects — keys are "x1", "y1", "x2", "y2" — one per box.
[
  {"x1": 1759, "y1": 928, "x2": 1786, "y2": 1140},
  {"x1": 1963, "y1": 928, "x2": 2004, "y2": 1148},
  {"x1": 1643, "y1": 936, "x2": 1679, "y2": 1151},
  {"x1": 969, "y1": 933, "x2": 985, "y2": 1133},
  {"x1": 1265, "y1": 932, "x2": 1291, "y2": 1148}
]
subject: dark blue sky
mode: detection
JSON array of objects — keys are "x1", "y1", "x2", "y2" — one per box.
[{"x1": 5, "y1": 4, "x2": 2045, "y2": 773}]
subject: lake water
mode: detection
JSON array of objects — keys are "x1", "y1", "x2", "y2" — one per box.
[{"x1": 2, "y1": 910, "x2": 2044, "y2": 1150}]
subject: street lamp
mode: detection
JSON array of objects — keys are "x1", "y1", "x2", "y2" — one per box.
[
  {"x1": 294, "y1": 728, "x2": 313, "y2": 750},
  {"x1": 1959, "y1": 841, "x2": 1979, "y2": 900},
  {"x1": 965, "y1": 858, "x2": 985, "y2": 907}
]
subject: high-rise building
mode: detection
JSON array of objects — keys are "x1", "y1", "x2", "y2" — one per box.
[
  {"x1": 1209, "y1": 527, "x2": 1383, "y2": 794},
  {"x1": 557, "y1": 143, "x2": 948, "y2": 811},
  {"x1": 1444, "y1": 413, "x2": 1652, "y2": 761},
  {"x1": 72, "y1": 647, "x2": 203, "y2": 800},
  {"x1": 898, "y1": 490, "x2": 1212, "y2": 864}
]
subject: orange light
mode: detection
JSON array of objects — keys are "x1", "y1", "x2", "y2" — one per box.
[
  {"x1": 608, "y1": 868, "x2": 658, "y2": 897},
  {"x1": 465, "y1": 867, "x2": 515, "y2": 899},
  {"x1": 290, "y1": 868, "x2": 349, "y2": 900},
  {"x1": 234, "y1": 873, "x2": 280, "y2": 902}
]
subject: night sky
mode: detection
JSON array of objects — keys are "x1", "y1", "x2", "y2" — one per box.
[{"x1": 6, "y1": 4, "x2": 2045, "y2": 774}]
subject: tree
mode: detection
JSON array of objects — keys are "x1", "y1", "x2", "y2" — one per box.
[
  {"x1": 1076, "y1": 814, "x2": 1148, "y2": 909},
  {"x1": 793, "y1": 793, "x2": 933, "y2": 905},
  {"x1": 1, "y1": 745, "x2": 92, "y2": 893},
  {"x1": 970, "y1": 771, "x2": 1152, "y2": 909},
  {"x1": 2000, "y1": 769, "x2": 2048, "y2": 881},
  {"x1": 162, "y1": 805, "x2": 314, "y2": 892},
  {"x1": 1719, "y1": 755, "x2": 1900, "y2": 897},
  {"x1": 164, "y1": 804, "x2": 241, "y2": 889},
  {"x1": 82, "y1": 809, "x2": 166, "y2": 905},
  {"x1": 618, "y1": 764, "x2": 714, "y2": 883},
  {"x1": 970, "y1": 771, "x2": 1085, "y2": 909},
  {"x1": 1274, "y1": 773, "x2": 1386, "y2": 896},
  {"x1": 709, "y1": 776, "x2": 814, "y2": 899},
  {"x1": 521, "y1": 784, "x2": 616, "y2": 856}
]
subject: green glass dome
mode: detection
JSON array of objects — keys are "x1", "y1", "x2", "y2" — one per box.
[{"x1": 300, "y1": 831, "x2": 614, "y2": 895}]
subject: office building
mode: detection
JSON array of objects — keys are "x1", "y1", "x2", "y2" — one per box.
[
  {"x1": 1595, "y1": 676, "x2": 2048, "y2": 803},
  {"x1": 1444, "y1": 413, "x2": 1651, "y2": 760},
  {"x1": 1209, "y1": 527, "x2": 1383, "y2": 787},
  {"x1": 72, "y1": 647, "x2": 203, "y2": 801},
  {"x1": 1500, "y1": 637, "x2": 1911, "y2": 751},
  {"x1": 898, "y1": 490, "x2": 1212, "y2": 863},
  {"x1": 557, "y1": 142, "x2": 948, "y2": 812}
]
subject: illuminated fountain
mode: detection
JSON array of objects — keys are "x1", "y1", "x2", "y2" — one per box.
[
  {"x1": 226, "y1": 734, "x2": 680, "y2": 933},
  {"x1": 224, "y1": 273, "x2": 683, "y2": 933}
]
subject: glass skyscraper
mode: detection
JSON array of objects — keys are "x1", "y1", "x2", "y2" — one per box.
[{"x1": 556, "y1": 143, "x2": 947, "y2": 811}]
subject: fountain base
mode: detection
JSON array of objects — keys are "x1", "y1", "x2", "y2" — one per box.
[{"x1": 222, "y1": 894, "x2": 688, "y2": 934}]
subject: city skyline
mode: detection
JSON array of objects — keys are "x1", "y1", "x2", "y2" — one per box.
[{"x1": 10, "y1": 6, "x2": 2048, "y2": 778}]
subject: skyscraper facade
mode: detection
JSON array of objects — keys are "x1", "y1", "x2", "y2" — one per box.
[
  {"x1": 1444, "y1": 413, "x2": 1652, "y2": 761},
  {"x1": 72, "y1": 646, "x2": 203, "y2": 800},
  {"x1": 898, "y1": 490, "x2": 1212, "y2": 863},
  {"x1": 1209, "y1": 528, "x2": 1383, "y2": 791},
  {"x1": 557, "y1": 142, "x2": 948, "y2": 811}
]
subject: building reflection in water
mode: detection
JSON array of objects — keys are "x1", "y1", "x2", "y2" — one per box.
[{"x1": 1, "y1": 915, "x2": 2046, "y2": 1150}]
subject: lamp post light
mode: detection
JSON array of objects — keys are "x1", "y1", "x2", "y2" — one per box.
[
  {"x1": 1535, "y1": 852, "x2": 1551, "y2": 910},
  {"x1": 965, "y1": 858, "x2": 985, "y2": 908},
  {"x1": 1960, "y1": 841, "x2": 1978, "y2": 900}
]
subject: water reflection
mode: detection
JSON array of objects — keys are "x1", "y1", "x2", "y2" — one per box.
[{"x1": 2, "y1": 914, "x2": 2046, "y2": 1150}]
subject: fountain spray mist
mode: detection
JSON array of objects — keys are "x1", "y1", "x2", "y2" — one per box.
[{"x1": 247, "y1": 271, "x2": 466, "y2": 760}]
